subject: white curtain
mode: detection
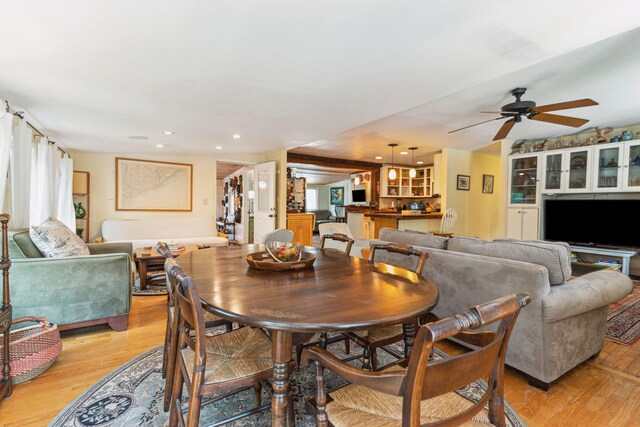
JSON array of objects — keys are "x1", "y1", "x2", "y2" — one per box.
[
  {"x1": 0, "y1": 100, "x2": 12, "y2": 213},
  {"x1": 10, "y1": 118, "x2": 32, "y2": 228},
  {"x1": 30, "y1": 137, "x2": 58, "y2": 226},
  {"x1": 57, "y1": 154, "x2": 75, "y2": 231}
]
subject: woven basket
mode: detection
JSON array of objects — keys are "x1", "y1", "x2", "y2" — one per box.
[{"x1": 0, "y1": 316, "x2": 62, "y2": 384}]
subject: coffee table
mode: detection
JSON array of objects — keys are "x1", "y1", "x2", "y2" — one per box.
[{"x1": 135, "y1": 245, "x2": 200, "y2": 290}]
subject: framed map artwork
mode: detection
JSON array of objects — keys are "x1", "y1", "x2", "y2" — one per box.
[{"x1": 115, "y1": 157, "x2": 193, "y2": 211}]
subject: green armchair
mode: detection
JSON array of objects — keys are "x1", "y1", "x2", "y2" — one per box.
[{"x1": 5, "y1": 229, "x2": 134, "y2": 331}]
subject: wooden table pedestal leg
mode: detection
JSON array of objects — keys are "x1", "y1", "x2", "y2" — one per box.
[
  {"x1": 271, "y1": 330, "x2": 293, "y2": 427},
  {"x1": 403, "y1": 322, "x2": 417, "y2": 359}
]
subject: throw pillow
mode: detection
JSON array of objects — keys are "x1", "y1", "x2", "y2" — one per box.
[{"x1": 30, "y1": 218, "x2": 90, "y2": 257}]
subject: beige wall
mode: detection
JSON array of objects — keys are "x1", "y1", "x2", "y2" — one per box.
[
  {"x1": 70, "y1": 151, "x2": 217, "y2": 240},
  {"x1": 70, "y1": 149, "x2": 289, "y2": 240},
  {"x1": 441, "y1": 148, "x2": 504, "y2": 239}
]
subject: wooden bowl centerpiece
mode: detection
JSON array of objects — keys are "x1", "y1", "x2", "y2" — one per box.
[{"x1": 246, "y1": 242, "x2": 316, "y2": 271}]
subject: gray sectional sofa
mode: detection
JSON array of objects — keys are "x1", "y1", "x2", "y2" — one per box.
[
  {"x1": 6, "y1": 229, "x2": 134, "y2": 331},
  {"x1": 370, "y1": 228, "x2": 633, "y2": 389}
]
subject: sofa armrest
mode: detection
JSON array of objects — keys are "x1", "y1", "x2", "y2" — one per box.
[
  {"x1": 8, "y1": 254, "x2": 133, "y2": 325},
  {"x1": 543, "y1": 270, "x2": 633, "y2": 322},
  {"x1": 87, "y1": 242, "x2": 133, "y2": 256}
]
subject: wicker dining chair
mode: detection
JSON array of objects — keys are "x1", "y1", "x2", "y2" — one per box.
[
  {"x1": 344, "y1": 242, "x2": 428, "y2": 370},
  {"x1": 168, "y1": 260, "x2": 274, "y2": 427},
  {"x1": 302, "y1": 293, "x2": 531, "y2": 427},
  {"x1": 294, "y1": 233, "x2": 356, "y2": 366},
  {"x1": 156, "y1": 242, "x2": 232, "y2": 412}
]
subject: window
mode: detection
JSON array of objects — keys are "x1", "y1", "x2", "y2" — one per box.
[{"x1": 305, "y1": 188, "x2": 318, "y2": 210}]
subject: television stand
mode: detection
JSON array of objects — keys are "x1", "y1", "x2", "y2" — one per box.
[{"x1": 570, "y1": 245, "x2": 637, "y2": 276}]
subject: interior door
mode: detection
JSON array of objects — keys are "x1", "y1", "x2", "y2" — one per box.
[{"x1": 253, "y1": 161, "x2": 277, "y2": 243}]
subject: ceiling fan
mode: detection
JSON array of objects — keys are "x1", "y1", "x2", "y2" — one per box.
[{"x1": 449, "y1": 88, "x2": 598, "y2": 141}]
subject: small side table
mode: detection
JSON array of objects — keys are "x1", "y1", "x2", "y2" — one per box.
[{"x1": 135, "y1": 245, "x2": 200, "y2": 290}]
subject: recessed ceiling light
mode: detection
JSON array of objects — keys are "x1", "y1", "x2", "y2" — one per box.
[
  {"x1": 400, "y1": 151, "x2": 408, "y2": 155},
  {"x1": 156, "y1": 144, "x2": 164, "y2": 148},
  {"x1": 417, "y1": 161, "x2": 424, "y2": 165},
  {"x1": 215, "y1": 146, "x2": 223, "y2": 150},
  {"x1": 128, "y1": 135, "x2": 148, "y2": 140},
  {"x1": 163, "y1": 131, "x2": 174, "y2": 135},
  {"x1": 233, "y1": 134, "x2": 241, "y2": 139},
  {"x1": 374, "y1": 156, "x2": 383, "y2": 160}
]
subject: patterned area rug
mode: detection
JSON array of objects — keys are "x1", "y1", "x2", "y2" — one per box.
[
  {"x1": 50, "y1": 328, "x2": 526, "y2": 426},
  {"x1": 606, "y1": 282, "x2": 640, "y2": 345},
  {"x1": 132, "y1": 273, "x2": 168, "y2": 296}
]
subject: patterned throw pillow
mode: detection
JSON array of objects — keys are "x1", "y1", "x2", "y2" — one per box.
[{"x1": 30, "y1": 218, "x2": 90, "y2": 257}]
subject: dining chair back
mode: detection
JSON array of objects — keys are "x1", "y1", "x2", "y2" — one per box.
[
  {"x1": 260, "y1": 228, "x2": 294, "y2": 244},
  {"x1": 169, "y1": 261, "x2": 273, "y2": 426},
  {"x1": 369, "y1": 242, "x2": 428, "y2": 275},
  {"x1": 320, "y1": 233, "x2": 354, "y2": 256},
  {"x1": 303, "y1": 293, "x2": 531, "y2": 427}
]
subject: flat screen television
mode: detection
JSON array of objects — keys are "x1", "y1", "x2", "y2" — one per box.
[
  {"x1": 544, "y1": 199, "x2": 640, "y2": 248},
  {"x1": 352, "y1": 189, "x2": 366, "y2": 203}
]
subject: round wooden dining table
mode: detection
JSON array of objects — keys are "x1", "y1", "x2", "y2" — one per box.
[{"x1": 178, "y1": 244, "x2": 439, "y2": 427}]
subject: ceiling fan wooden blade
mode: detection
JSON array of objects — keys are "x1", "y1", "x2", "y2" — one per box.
[
  {"x1": 532, "y1": 98, "x2": 598, "y2": 113},
  {"x1": 530, "y1": 113, "x2": 589, "y2": 127},
  {"x1": 493, "y1": 119, "x2": 516, "y2": 141},
  {"x1": 448, "y1": 116, "x2": 508, "y2": 134}
]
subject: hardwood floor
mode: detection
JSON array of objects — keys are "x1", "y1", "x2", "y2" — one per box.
[{"x1": 1, "y1": 295, "x2": 638, "y2": 426}]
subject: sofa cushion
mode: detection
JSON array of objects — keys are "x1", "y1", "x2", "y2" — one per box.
[
  {"x1": 378, "y1": 228, "x2": 448, "y2": 250},
  {"x1": 30, "y1": 218, "x2": 90, "y2": 257},
  {"x1": 448, "y1": 236, "x2": 571, "y2": 285}
]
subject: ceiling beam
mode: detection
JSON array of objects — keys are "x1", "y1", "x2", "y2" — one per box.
[{"x1": 287, "y1": 152, "x2": 380, "y2": 171}]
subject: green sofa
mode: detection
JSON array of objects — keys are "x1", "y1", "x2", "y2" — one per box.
[{"x1": 5, "y1": 229, "x2": 134, "y2": 331}]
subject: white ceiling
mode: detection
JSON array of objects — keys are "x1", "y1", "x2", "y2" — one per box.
[{"x1": 1, "y1": 1, "x2": 639, "y2": 160}]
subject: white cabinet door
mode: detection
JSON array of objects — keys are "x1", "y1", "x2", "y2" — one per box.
[
  {"x1": 592, "y1": 142, "x2": 624, "y2": 192},
  {"x1": 541, "y1": 152, "x2": 563, "y2": 194},
  {"x1": 622, "y1": 140, "x2": 640, "y2": 192},
  {"x1": 506, "y1": 207, "x2": 539, "y2": 239},
  {"x1": 506, "y1": 208, "x2": 523, "y2": 239},
  {"x1": 563, "y1": 147, "x2": 592, "y2": 193},
  {"x1": 508, "y1": 154, "x2": 540, "y2": 206},
  {"x1": 521, "y1": 207, "x2": 539, "y2": 240}
]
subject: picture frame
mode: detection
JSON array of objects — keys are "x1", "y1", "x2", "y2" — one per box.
[
  {"x1": 456, "y1": 174, "x2": 470, "y2": 191},
  {"x1": 330, "y1": 187, "x2": 344, "y2": 205},
  {"x1": 115, "y1": 157, "x2": 193, "y2": 211},
  {"x1": 483, "y1": 174, "x2": 495, "y2": 194}
]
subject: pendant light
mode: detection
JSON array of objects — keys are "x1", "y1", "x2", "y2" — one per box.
[
  {"x1": 409, "y1": 147, "x2": 418, "y2": 178},
  {"x1": 388, "y1": 143, "x2": 398, "y2": 180}
]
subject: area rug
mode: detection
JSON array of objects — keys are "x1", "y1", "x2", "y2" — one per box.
[
  {"x1": 606, "y1": 282, "x2": 640, "y2": 345},
  {"x1": 49, "y1": 329, "x2": 526, "y2": 426},
  {"x1": 132, "y1": 273, "x2": 168, "y2": 296}
]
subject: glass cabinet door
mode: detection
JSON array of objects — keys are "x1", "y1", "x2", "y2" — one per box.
[
  {"x1": 567, "y1": 150, "x2": 590, "y2": 191},
  {"x1": 624, "y1": 142, "x2": 640, "y2": 191},
  {"x1": 594, "y1": 145, "x2": 621, "y2": 191},
  {"x1": 510, "y1": 156, "x2": 538, "y2": 204},
  {"x1": 543, "y1": 153, "x2": 562, "y2": 193}
]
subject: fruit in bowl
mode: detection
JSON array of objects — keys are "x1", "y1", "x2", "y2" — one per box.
[{"x1": 265, "y1": 242, "x2": 302, "y2": 263}]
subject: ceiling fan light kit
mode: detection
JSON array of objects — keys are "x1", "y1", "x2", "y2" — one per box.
[{"x1": 449, "y1": 87, "x2": 599, "y2": 141}]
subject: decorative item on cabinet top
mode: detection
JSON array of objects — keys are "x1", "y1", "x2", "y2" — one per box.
[{"x1": 510, "y1": 122, "x2": 640, "y2": 154}]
